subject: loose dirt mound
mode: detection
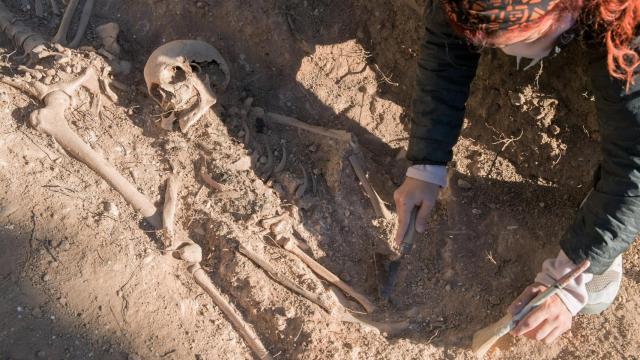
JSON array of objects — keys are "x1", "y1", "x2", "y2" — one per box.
[{"x1": 1, "y1": 1, "x2": 639, "y2": 359}]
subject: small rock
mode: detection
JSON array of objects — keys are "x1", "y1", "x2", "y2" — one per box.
[
  {"x1": 59, "y1": 297, "x2": 67, "y2": 306},
  {"x1": 178, "y1": 243, "x2": 203, "y2": 263},
  {"x1": 550, "y1": 125, "x2": 560, "y2": 135},
  {"x1": 73, "y1": 64, "x2": 82, "y2": 73},
  {"x1": 258, "y1": 156, "x2": 267, "y2": 165},
  {"x1": 64, "y1": 66, "x2": 72, "y2": 74},
  {"x1": 43, "y1": 76, "x2": 53, "y2": 85},
  {"x1": 229, "y1": 156, "x2": 251, "y2": 171},
  {"x1": 508, "y1": 91, "x2": 525, "y2": 106},
  {"x1": 456, "y1": 179, "x2": 472, "y2": 189},
  {"x1": 45, "y1": 69, "x2": 56, "y2": 76},
  {"x1": 36, "y1": 350, "x2": 46, "y2": 358},
  {"x1": 103, "y1": 202, "x2": 119, "y2": 218},
  {"x1": 539, "y1": 202, "x2": 545, "y2": 208},
  {"x1": 42, "y1": 273, "x2": 50, "y2": 281},
  {"x1": 472, "y1": 209, "x2": 482, "y2": 215},
  {"x1": 445, "y1": 284, "x2": 451, "y2": 291}
]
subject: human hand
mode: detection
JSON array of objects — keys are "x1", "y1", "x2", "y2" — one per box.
[
  {"x1": 508, "y1": 283, "x2": 573, "y2": 344},
  {"x1": 393, "y1": 177, "x2": 440, "y2": 246}
]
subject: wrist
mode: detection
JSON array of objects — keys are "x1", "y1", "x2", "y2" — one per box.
[{"x1": 406, "y1": 164, "x2": 447, "y2": 188}]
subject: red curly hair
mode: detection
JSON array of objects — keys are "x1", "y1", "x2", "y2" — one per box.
[{"x1": 449, "y1": 0, "x2": 640, "y2": 89}]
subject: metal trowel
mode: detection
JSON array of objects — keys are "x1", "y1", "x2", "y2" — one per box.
[{"x1": 379, "y1": 207, "x2": 418, "y2": 302}]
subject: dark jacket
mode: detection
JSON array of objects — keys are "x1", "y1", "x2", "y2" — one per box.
[{"x1": 408, "y1": 1, "x2": 640, "y2": 274}]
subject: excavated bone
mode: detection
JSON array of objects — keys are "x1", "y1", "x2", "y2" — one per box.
[
  {"x1": 1, "y1": 65, "x2": 161, "y2": 228},
  {"x1": 96, "y1": 22, "x2": 121, "y2": 56},
  {"x1": 144, "y1": 40, "x2": 230, "y2": 132}
]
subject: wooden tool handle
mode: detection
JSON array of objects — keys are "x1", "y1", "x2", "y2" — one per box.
[{"x1": 513, "y1": 259, "x2": 590, "y2": 322}]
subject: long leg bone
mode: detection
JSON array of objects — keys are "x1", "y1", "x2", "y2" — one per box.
[
  {"x1": 52, "y1": 0, "x2": 79, "y2": 45},
  {"x1": 188, "y1": 263, "x2": 272, "y2": 360},
  {"x1": 265, "y1": 112, "x2": 354, "y2": 144},
  {"x1": 68, "y1": 0, "x2": 95, "y2": 48},
  {"x1": 163, "y1": 175, "x2": 180, "y2": 248},
  {"x1": 279, "y1": 238, "x2": 375, "y2": 313},
  {"x1": 3, "y1": 66, "x2": 162, "y2": 227},
  {"x1": 238, "y1": 243, "x2": 334, "y2": 313}
]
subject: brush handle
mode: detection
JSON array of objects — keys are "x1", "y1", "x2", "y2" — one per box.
[{"x1": 500, "y1": 259, "x2": 591, "y2": 335}]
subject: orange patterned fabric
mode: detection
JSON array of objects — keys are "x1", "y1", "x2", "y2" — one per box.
[{"x1": 442, "y1": 0, "x2": 560, "y2": 32}]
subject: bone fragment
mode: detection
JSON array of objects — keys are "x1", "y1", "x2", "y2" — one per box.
[
  {"x1": 238, "y1": 243, "x2": 334, "y2": 313},
  {"x1": 179, "y1": 74, "x2": 216, "y2": 132},
  {"x1": 95, "y1": 22, "x2": 121, "y2": 56},
  {"x1": 295, "y1": 165, "x2": 308, "y2": 199},
  {"x1": 52, "y1": 0, "x2": 79, "y2": 45},
  {"x1": 274, "y1": 144, "x2": 286, "y2": 174},
  {"x1": 200, "y1": 165, "x2": 225, "y2": 192},
  {"x1": 265, "y1": 112, "x2": 354, "y2": 144},
  {"x1": 348, "y1": 154, "x2": 392, "y2": 221},
  {"x1": 163, "y1": 175, "x2": 180, "y2": 248},
  {"x1": 188, "y1": 264, "x2": 272, "y2": 360},
  {"x1": 280, "y1": 238, "x2": 375, "y2": 313},
  {"x1": 178, "y1": 242, "x2": 202, "y2": 263},
  {"x1": 68, "y1": 0, "x2": 95, "y2": 48}
]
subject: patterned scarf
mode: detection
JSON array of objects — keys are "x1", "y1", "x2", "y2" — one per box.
[{"x1": 442, "y1": 0, "x2": 561, "y2": 32}]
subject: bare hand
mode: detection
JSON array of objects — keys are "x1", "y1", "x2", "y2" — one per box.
[
  {"x1": 393, "y1": 177, "x2": 439, "y2": 246},
  {"x1": 508, "y1": 283, "x2": 573, "y2": 344}
]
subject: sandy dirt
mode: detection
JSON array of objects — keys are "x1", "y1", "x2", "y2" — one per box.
[{"x1": 1, "y1": 0, "x2": 639, "y2": 359}]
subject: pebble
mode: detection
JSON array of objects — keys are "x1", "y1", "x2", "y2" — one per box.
[
  {"x1": 73, "y1": 64, "x2": 82, "y2": 73},
  {"x1": 36, "y1": 350, "x2": 46, "y2": 358},
  {"x1": 103, "y1": 202, "x2": 120, "y2": 218},
  {"x1": 550, "y1": 125, "x2": 561, "y2": 135},
  {"x1": 472, "y1": 209, "x2": 482, "y2": 215},
  {"x1": 45, "y1": 69, "x2": 56, "y2": 76},
  {"x1": 64, "y1": 66, "x2": 72, "y2": 74},
  {"x1": 43, "y1": 76, "x2": 53, "y2": 85},
  {"x1": 42, "y1": 273, "x2": 50, "y2": 281},
  {"x1": 32, "y1": 307, "x2": 42, "y2": 317},
  {"x1": 509, "y1": 91, "x2": 525, "y2": 106},
  {"x1": 445, "y1": 284, "x2": 451, "y2": 291},
  {"x1": 456, "y1": 179, "x2": 472, "y2": 189}
]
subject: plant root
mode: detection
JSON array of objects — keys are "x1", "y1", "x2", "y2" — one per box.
[{"x1": 188, "y1": 264, "x2": 272, "y2": 360}]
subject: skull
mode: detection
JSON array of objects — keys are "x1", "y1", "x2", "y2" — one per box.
[{"x1": 144, "y1": 40, "x2": 231, "y2": 132}]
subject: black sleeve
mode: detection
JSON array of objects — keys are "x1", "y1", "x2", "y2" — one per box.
[
  {"x1": 560, "y1": 47, "x2": 640, "y2": 275},
  {"x1": 407, "y1": 0, "x2": 481, "y2": 165}
]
